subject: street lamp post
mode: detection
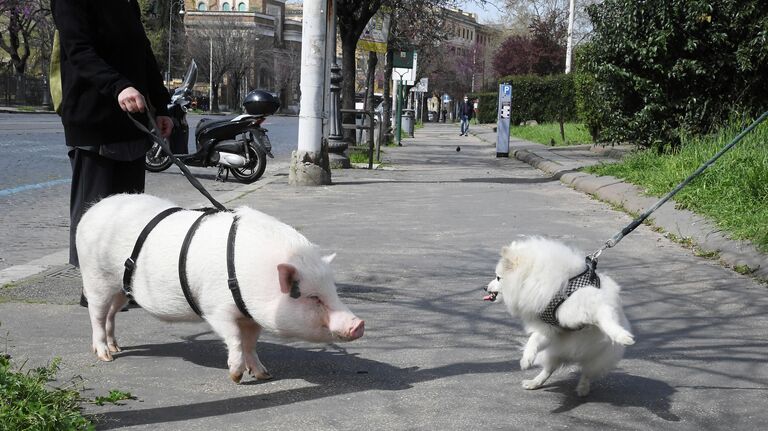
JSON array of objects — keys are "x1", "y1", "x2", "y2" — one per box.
[
  {"x1": 167, "y1": 0, "x2": 186, "y2": 89},
  {"x1": 393, "y1": 70, "x2": 406, "y2": 146}
]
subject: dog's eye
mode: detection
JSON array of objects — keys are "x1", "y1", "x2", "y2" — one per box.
[{"x1": 496, "y1": 276, "x2": 501, "y2": 281}]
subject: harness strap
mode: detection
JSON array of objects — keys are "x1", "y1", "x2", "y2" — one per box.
[
  {"x1": 178, "y1": 208, "x2": 221, "y2": 316},
  {"x1": 123, "y1": 207, "x2": 184, "y2": 297},
  {"x1": 226, "y1": 214, "x2": 253, "y2": 319},
  {"x1": 539, "y1": 257, "x2": 600, "y2": 328}
]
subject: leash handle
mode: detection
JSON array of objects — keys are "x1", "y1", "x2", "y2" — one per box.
[
  {"x1": 591, "y1": 109, "x2": 768, "y2": 258},
  {"x1": 126, "y1": 100, "x2": 228, "y2": 212}
]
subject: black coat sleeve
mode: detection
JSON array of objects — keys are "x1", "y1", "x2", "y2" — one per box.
[{"x1": 51, "y1": 0, "x2": 134, "y2": 100}]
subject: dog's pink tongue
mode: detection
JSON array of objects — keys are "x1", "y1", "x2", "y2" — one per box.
[{"x1": 483, "y1": 294, "x2": 494, "y2": 301}]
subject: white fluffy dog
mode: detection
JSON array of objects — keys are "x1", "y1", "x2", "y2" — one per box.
[{"x1": 484, "y1": 237, "x2": 634, "y2": 396}]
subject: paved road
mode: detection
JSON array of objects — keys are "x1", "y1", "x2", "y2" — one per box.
[
  {"x1": 0, "y1": 113, "x2": 297, "y2": 270},
  {"x1": 1, "y1": 123, "x2": 766, "y2": 430}
]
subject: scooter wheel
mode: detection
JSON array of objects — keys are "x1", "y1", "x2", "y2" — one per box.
[
  {"x1": 230, "y1": 145, "x2": 267, "y2": 183},
  {"x1": 145, "y1": 151, "x2": 173, "y2": 172}
]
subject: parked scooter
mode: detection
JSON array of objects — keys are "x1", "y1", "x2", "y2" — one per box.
[{"x1": 145, "y1": 61, "x2": 280, "y2": 183}]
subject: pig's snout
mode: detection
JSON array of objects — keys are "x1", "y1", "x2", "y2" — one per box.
[
  {"x1": 333, "y1": 317, "x2": 364, "y2": 341},
  {"x1": 347, "y1": 319, "x2": 365, "y2": 340}
]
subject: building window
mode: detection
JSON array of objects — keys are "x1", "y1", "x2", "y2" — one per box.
[
  {"x1": 197, "y1": 2, "x2": 207, "y2": 11},
  {"x1": 238, "y1": 2, "x2": 246, "y2": 11},
  {"x1": 222, "y1": 2, "x2": 231, "y2": 11}
]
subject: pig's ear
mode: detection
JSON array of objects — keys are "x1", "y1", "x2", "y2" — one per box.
[
  {"x1": 277, "y1": 263, "x2": 298, "y2": 295},
  {"x1": 322, "y1": 253, "x2": 337, "y2": 264}
]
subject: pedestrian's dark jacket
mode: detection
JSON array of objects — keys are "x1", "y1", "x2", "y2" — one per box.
[
  {"x1": 51, "y1": 0, "x2": 169, "y2": 147},
  {"x1": 459, "y1": 100, "x2": 474, "y2": 119}
]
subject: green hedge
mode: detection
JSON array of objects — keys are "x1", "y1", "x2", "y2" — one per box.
[
  {"x1": 468, "y1": 92, "x2": 499, "y2": 124},
  {"x1": 470, "y1": 74, "x2": 578, "y2": 126},
  {"x1": 478, "y1": 75, "x2": 577, "y2": 126},
  {"x1": 583, "y1": 0, "x2": 768, "y2": 150}
]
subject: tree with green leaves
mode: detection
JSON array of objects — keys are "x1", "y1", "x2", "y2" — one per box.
[{"x1": 584, "y1": 0, "x2": 768, "y2": 149}]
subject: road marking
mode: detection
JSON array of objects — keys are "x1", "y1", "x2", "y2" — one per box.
[{"x1": 0, "y1": 179, "x2": 71, "y2": 197}]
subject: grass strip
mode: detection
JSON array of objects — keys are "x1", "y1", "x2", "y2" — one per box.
[
  {"x1": 585, "y1": 119, "x2": 768, "y2": 252},
  {"x1": 510, "y1": 122, "x2": 592, "y2": 146}
]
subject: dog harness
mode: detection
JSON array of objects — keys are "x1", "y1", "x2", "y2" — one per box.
[
  {"x1": 122, "y1": 207, "x2": 276, "y2": 320},
  {"x1": 538, "y1": 257, "x2": 601, "y2": 328}
]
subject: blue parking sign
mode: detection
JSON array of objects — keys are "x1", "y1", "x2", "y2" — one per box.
[{"x1": 503, "y1": 85, "x2": 511, "y2": 96}]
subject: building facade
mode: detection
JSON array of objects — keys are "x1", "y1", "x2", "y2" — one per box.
[{"x1": 182, "y1": 0, "x2": 302, "y2": 111}]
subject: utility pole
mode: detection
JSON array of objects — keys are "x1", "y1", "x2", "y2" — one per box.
[
  {"x1": 290, "y1": 0, "x2": 333, "y2": 185},
  {"x1": 209, "y1": 38, "x2": 213, "y2": 112},
  {"x1": 565, "y1": 0, "x2": 576, "y2": 74}
]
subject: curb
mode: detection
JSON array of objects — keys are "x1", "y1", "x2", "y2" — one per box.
[
  {"x1": 508, "y1": 146, "x2": 768, "y2": 280},
  {"x1": 0, "y1": 107, "x2": 55, "y2": 114}
]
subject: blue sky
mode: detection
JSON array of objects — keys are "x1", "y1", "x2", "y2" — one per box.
[{"x1": 457, "y1": 0, "x2": 506, "y2": 23}]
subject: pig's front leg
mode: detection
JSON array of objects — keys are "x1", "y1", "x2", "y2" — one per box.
[
  {"x1": 207, "y1": 317, "x2": 247, "y2": 383},
  {"x1": 237, "y1": 319, "x2": 272, "y2": 380}
]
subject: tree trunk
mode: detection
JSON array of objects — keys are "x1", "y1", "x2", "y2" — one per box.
[
  {"x1": 382, "y1": 48, "x2": 394, "y2": 144},
  {"x1": 340, "y1": 34, "x2": 358, "y2": 143}
]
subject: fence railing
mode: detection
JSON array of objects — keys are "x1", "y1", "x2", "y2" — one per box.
[{"x1": 0, "y1": 73, "x2": 50, "y2": 107}]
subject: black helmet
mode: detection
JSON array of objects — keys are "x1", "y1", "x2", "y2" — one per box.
[{"x1": 243, "y1": 90, "x2": 280, "y2": 116}]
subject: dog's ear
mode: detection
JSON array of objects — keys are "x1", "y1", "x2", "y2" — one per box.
[{"x1": 500, "y1": 245, "x2": 520, "y2": 271}]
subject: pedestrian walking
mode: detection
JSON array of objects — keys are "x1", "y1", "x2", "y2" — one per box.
[
  {"x1": 458, "y1": 95, "x2": 474, "y2": 136},
  {"x1": 51, "y1": 0, "x2": 173, "y2": 303}
]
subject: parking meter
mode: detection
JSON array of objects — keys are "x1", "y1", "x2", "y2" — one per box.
[{"x1": 496, "y1": 83, "x2": 512, "y2": 157}]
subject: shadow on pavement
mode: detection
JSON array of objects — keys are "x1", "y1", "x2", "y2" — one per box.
[
  {"x1": 92, "y1": 340, "x2": 515, "y2": 429},
  {"x1": 544, "y1": 372, "x2": 680, "y2": 422}
]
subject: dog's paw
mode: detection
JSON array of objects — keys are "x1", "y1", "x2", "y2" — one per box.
[
  {"x1": 521, "y1": 379, "x2": 541, "y2": 390},
  {"x1": 520, "y1": 355, "x2": 534, "y2": 370},
  {"x1": 614, "y1": 331, "x2": 635, "y2": 346}
]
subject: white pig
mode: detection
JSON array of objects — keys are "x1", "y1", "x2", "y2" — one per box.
[{"x1": 77, "y1": 193, "x2": 365, "y2": 383}]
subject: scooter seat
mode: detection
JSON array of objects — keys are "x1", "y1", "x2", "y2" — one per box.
[{"x1": 195, "y1": 117, "x2": 238, "y2": 137}]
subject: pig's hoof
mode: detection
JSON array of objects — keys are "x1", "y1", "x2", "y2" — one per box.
[
  {"x1": 108, "y1": 343, "x2": 121, "y2": 353},
  {"x1": 254, "y1": 371, "x2": 273, "y2": 381},
  {"x1": 230, "y1": 372, "x2": 244, "y2": 384},
  {"x1": 92, "y1": 345, "x2": 114, "y2": 362}
]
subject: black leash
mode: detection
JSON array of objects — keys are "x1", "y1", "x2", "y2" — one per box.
[
  {"x1": 588, "y1": 110, "x2": 768, "y2": 261},
  {"x1": 126, "y1": 106, "x2": 227, "y2": 211}
]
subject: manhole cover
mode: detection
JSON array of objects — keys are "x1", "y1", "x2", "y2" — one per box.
[{"x1": 43, "y1": 265, "x2": 81, "y2": 280}]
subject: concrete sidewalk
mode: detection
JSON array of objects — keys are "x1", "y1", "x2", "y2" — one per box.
[
  {"x1": 470, "y1": 123, "x2": 768, "y2": 280},
  {"x1": 1, "y1": 123, "x2": 767, "y2": 430}
]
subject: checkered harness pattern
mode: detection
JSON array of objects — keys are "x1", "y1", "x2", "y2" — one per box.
[{"x1": 538, "y1": 258, "x2": 601, "y2": 328}]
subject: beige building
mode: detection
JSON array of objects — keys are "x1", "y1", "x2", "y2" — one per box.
[
  {"x1": 441, "y1": 7, "x2": 500, "y2": 93},
  {"x1": 182, "y1": 0, "x2": 302, "y2": 111}
]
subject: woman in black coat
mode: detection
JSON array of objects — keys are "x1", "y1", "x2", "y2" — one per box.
[{"x1": 51, "y1": 0, "x2": 173, "y2": 270}]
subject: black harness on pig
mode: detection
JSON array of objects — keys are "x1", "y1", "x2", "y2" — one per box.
[{"x1": 121, "y1": 208, "x2": 279, "y2": 320}]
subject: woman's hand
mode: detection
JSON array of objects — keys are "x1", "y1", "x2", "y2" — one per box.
[
  {"x1": 118, "y1": 87, "x2": 146, "y2": 113},
  {"x1": 155, "y1": 116, "x2": 173, "y2": 138}
]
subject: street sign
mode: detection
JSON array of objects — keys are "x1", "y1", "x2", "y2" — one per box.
[
  {"x1": 410, "y1": 77, "x2": 428, "y2": 93},
  {"x1": 392, "y1": 52, "x2": 418, "y2": 85},
  {"x1": 358, "y1": 13, "x2": 390, "y2": 53},
  {"x1": 393, "y1": 50, "x2": 415, "y2": 69},
  {"x1": 496, "y1": 83, "x2": 512, "y2": 157}
]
